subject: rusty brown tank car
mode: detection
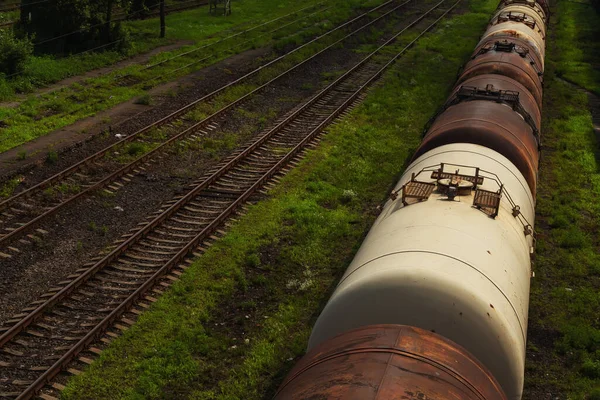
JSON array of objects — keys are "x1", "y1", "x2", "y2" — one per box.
[
  {"x1": 414, "y1": 97, "x2": 540, "y2": 192},
  {"x1": 275, "y1": 325, "x2": 508, "y2": 400},
  {"x1": 459, "y1": 38, "x2": 544, "y2": 106},
  {"x1": 455, "y1": 74, "x2": 541, "y2": 129}
]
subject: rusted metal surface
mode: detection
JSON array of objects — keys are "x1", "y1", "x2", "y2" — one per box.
[
  {"x1": 415, "y1": 100, "x2": 539, "y2": 193},
  {"x1": 275, "y1": 324, "x2": 508, "y2": 400},
  {"x1": 461, "y1": 39, "x2": 544, "y2": 106},
  {"x1": 401, "y1": 180, "x2": 436, "y2": 205},
  {"x1": 473, "y1": 35, "x2": 544, "y2": 74},
  {"x1": 501, "y1": 0, "x2": 547, "y2": 22},
  {"x1": 533, "y1": 0, "x2": 550, "y2": 17},
  {"x1": 481, "y1": 23, "x2": 545, "y2": 63},
  {"x1": 491, "y1": 9, "x2": 545, "y2": 36},
  {"x1": 454, "y1": 75, "x2": 542, "y2": 129},
  {"x1": 473, "y1": 188, "x2": 503, "y2": 218}
]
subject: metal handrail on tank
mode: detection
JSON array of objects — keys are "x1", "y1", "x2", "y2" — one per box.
[
  {"x1": 474, "y1": 40, "x2": 544, "y2": 78},
  {"x1": 392, "y1": 162, "x2": 536, "y2": 235},
  {"x1": 422, "y1": 85, "x2": 542, "y2": 150},
  {"x1": 501, "y1": 0, "x2": 548, "y2": 22},
  {"x1": 442, "y1": 85, "x2": 541, "y2": 148}
]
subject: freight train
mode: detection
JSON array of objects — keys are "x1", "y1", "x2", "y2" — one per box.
[{"x1": 274, "y1": 0, "x2": 548, "y2": 399}]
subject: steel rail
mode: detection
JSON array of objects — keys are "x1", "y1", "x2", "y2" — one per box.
[
  {"x1": 54, "y1": 1, "x2": 331, "y2": 106},
  {"x1": 0, "y1": 0, "x2": 395, "y2": 209},
  {"x1": 0, "y1": 0, "x2": 327, "y2": 129},
  {"x1": 1, "y1": 1, "x2": 325, "y2": 80},
  {"x1": 124, "y1": 1, "x2": 328, "y2": 76},
  {"x1": 0, "y1": 0, "x2": 445, "y2": 354},
  {"x1": 0, "y1": 0, "x2": 415, "y2": 344},
  {"x1": 8, "y1": 3, "x2": 457, "y2": 397},
  {"x1": 0, "y1": 2, "x2": 331, "y2": 126},
  {"x1": 138, "y1": 4, "x2": 334, "y2": 82},
  {"x1": 0, "y1": 0, "x2": 408, "y2": 247}
]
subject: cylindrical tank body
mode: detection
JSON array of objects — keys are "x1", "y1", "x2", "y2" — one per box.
[
  {"x1": 501, "y1": 0, "x2": 550, "y2": 21},
  {"x1": 491, "y1": 5, "x2": 547, "y2": 35},
  {"x1": 308, "y1": 144, "x2": 535, "y2": 400},
  {"x1": 414, "y1": 102, "x2": 540, "y2": 193},
  {"x1": 474, "y1": 35, "x2": 545, "y2": 73},
  {"x1": 454, "y1": 74, "x2": 541, "y2": 129},
  {"x1": 481, "y1": 21, "x2": 545, "y2": 66},
  {"x1": 275, "y1": 325, "x2": 508, "y2": 400},
  {"x1": 500, "y1": 0, "x2": 547, "y2": 23},
  {"x1": 457, "y1": 37, "x2": 543, "y2": 107}
]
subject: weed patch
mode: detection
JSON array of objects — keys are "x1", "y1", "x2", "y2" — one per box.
[
  {"x1": 0, "y1": 176, "x2": 22, "y2": 199},
  {"x1": 524, "y1": 2, "x2": 600, "y2": 398}
]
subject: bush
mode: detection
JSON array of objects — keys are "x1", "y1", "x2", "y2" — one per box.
[
  {"x1": 0, "y1": 30, "x2": 33, "y2": 76},
  {"x1": 590, "y1": 388, "x2": 600, "y2": 400},
  {"x1": 581, "y1": 358, "x2": 600, "y2": 379}
]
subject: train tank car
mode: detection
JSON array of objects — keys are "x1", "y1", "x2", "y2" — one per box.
[{"x1": 275, "y1": 1, "x2": 547, "y2": 399}]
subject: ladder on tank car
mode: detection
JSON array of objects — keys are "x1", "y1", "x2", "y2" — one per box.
[{"x1": 210, "y1": 0, "x2": 231, "y2": 15}]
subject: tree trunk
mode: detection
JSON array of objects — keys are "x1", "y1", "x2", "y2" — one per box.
[
  {"x1": 20, "y1": 0, "x2": 30, "y2": 26},
  {"x1": 106, "y1": 0, "x2": 113, "y2": 42},
  {"x1": 160, "y1": 0, "x2": 166, "y2": 38}
]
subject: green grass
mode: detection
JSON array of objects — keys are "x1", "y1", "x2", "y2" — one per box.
[
  {"x1": 54, "y1": 3, "x2": 412, "y2": 168},
  {"x1": 59, "y1": 1, "x2": 499, "y2": 398},
  {"x1": 0, "y1": 10, "x2": 18, "y2": 25},
  {"x1": 553, "y1": 0, "x2": 600, "y2": 95},
  {"x1": 0, "y1": 0, "x2": 381, "y2": 153},
  {"x1": 1, "y1": 0, "x2": 322, "y2": 95},
  {"x1": 523, "y1": 1, "x2": 600, "y2": 399},
  {"x1": 0, "y1": 175, "x2": 22, "y2": 199}
]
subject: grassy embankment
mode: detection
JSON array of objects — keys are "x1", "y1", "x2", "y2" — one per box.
[
  {"x1": 59, "y1": 0, "x2": 500, "y2": 398},
  {"x1": 524, "y1": 0, "x2": 600, "y2": 399},
  {"x1": 0, "y1": 0, "x2": 374, "y2": 153}
]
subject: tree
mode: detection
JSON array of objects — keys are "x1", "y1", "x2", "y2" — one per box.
[
  {"x1": 20, "y1": 0, "x2": 130, "y2": 55},
  {"x1": 89, "y1": 0, "x2": 117, "y2": 42},
  {"x1": 130, "y1": 0, "x2": 150, "y2": 18},
  {"x1": 20, "y1": 0, "x2": 89, "y2": 54},
  {"x1": 160, "y1": 0, "x2": 165, "y2": 38},
  {"x1": 0, "y1": 30, "x2": 33, "y2": 75}
]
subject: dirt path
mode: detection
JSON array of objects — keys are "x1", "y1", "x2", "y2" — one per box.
[{"x1": 0, "y1": 40, "x2": 194, "y2": 109}]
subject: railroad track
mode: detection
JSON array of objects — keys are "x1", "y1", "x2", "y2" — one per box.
[
  {"x1": 0, "y1": 0, "x2": 407, "y2": 253},
  {"x1": 33, "y1": 1, "x2": 333, "y2": 119},
  {"x1": 0, "y1": 1, "x2": 458, "y2": 398},
  {"x1": 0, "y1": 0, "x2": 328, "y2": 123}
]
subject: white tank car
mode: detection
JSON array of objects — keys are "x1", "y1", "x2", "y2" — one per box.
[
  {"x1": 492, "y1": 4, "x2": 547, "y2": 35},
  {"x1": 482, "y1": 15, "x2": 546, "y2": 67},
  {"x1": 308, "y1": 143, "x2": 535, "y2": 400}
]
